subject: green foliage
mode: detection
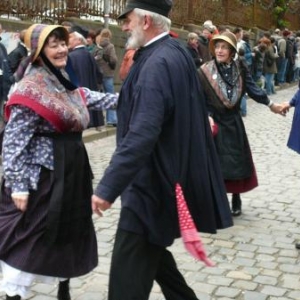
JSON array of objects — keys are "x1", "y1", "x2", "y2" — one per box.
[{"x1": 273, "y1": 0, "x2": 290, "y2": 28}]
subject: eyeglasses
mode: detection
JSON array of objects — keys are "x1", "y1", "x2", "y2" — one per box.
[{"x1": 215, "y1": 44, "x2": 230, "y2": 51}]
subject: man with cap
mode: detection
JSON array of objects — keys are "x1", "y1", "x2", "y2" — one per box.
[{"x1": 91, "y1": 0, "x2": 233, "y2": 299}]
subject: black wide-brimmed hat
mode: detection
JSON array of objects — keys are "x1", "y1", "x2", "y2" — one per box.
[{"x1": 118, "y1": 0, "x2": 172, "y2": 19}]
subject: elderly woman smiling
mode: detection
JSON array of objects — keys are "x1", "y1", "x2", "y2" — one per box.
[
  {"x1": 198, "y1": 31, "x2": 286, "y2": 217},
  {"x1": 0, "y1": 24, "x2": 117, "y2": 300}
]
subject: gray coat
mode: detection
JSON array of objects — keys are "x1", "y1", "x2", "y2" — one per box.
[
  {"x1": 96, "y1": 39, "x2": 118, "y2": 78},
  {"x1": 263, "y1": 45, "x2": 278, "y2": 74}
]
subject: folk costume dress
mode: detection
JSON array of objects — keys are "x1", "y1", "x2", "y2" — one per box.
[
  {"x1": 199, "y1": 59, "x2": 270, "y2": 193},
  {"x1": 0, "y1": 61, "x2": 116, "y2": 298}
]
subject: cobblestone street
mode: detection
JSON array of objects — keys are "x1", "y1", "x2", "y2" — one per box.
[{"x1": 1, "y1": 84, "x2": 300, "y2": 299}]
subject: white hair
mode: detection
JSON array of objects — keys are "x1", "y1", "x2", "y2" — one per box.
[
  {"x1": 187, "y1": 32, "x2": 198, "y2": 41},
  {"x1": 72, "y1": 31, "x2": 87, "y2": 45},
  {"x1": 134, "y1": 8, "x2": 171, "y2": 32}
]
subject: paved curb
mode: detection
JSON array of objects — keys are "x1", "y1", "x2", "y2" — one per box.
[{"x1": 83, "y1": 126, "x2": 116, "y2": 143}]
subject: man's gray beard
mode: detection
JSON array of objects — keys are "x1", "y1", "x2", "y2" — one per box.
[{"x1": 127, "y1": 31, "x2": 145, "y2": 49}]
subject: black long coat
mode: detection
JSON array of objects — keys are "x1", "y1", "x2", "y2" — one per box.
[
  {"x1": 8, "y1": 42, "x2": 28, "y2": 73},
  {"x1": 68, "y1": 47, "x2": 104, "y2": 127},
  {"x1": 95, "y1": 36, "x2": 233, "y2": 247},
  {"x1": 68, "y1": 46, "x2": 102, "y2": 91}
]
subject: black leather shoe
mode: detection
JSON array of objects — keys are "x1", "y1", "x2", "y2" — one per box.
[
  {"x1": 57, "y1": 279, "x2": 71, "y2": 300},
  {"x1": 231, "y1": 208, "x2": 242, "y2": 217},
  {"x1": 6, "y1": 295, "x2": 21, "y2": 300},
  {"x1": 295, "y1": 243, "x2": 300, "y2": 250},
  {"x1": 231, "y1": 194, "x2": 242, "y2": 217}
]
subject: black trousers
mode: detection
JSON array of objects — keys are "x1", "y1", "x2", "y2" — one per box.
[{"x1": 108, "y1": 229, "x2": 199, "y2": 300}]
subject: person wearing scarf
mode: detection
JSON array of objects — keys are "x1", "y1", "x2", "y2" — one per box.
[
  {"x1": 0, "y1": 24, "x2": 117, "y2": 300},
  {"x1": 198, "y1": 31, "x2": 286, "y2": 217}
]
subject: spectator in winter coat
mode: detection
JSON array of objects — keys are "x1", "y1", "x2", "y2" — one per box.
[
  {"x1": 285, "y1": 33, "x2": 297, "y2": 83},
  {"x1": 252, "y1": 39, "x2": 268, "y2": 84},
  {"x1": 8, "y1": 30, "x2": 28, "y2": 73},
  {"x1": 68, "y1": 25, "x2": 105, "y2": 129},
  {"x1": 276, "y1": 30, "x2": 288, "y2": 85},
  {"x1": 0, "y1": 27, "x2": 13, "y2": 119},
  {"x1": 263, "y1": 37, "x2": 278, "y2": 95},
  {"x1": 186, "y1": 32, "x2": 202, "y2": 68},
  {"x1": 240, "y1": 32, "x2": 253, "y2": 75},
  {"x1": 119, "y1": 47, "x2": 136, "y2": 81},
  {"x1": 95, "y1": 28, "x2": 118, "y2": 126},
  {"x1": 197, "y1": 27, "x2": 212, "y2": 64}
]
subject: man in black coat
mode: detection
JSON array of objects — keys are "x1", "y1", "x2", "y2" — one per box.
[
  {"x1": 186, "y1": 32, "x2": 202, "y2": 68},
  {"x1": 68, "y1": 25, "x2": 104, "y2": 128},
  {"x1": 8, "y1": 29, "x2": 28, "y2": 74},
  {"x1": 92, "y1": 1, "x2": 233, "y2": 299}
]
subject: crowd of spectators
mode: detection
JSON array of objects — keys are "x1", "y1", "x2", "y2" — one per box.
[{"x1": 186, "y1": 22, "x2": 300, "y2": 100}]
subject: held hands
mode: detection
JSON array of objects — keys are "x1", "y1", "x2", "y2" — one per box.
[
  {"x1": 279, "y1": 102, "x2": 291, "y2": 114},
  {"x1": 12, "y1": 194, "x2": 29, "y2": 212},
  {"x1": 269, "y1": 102, "x2": 289, "y2": 116},
  {"x1": 91, "y1": 194, "x2": 112, "y2": 217}
]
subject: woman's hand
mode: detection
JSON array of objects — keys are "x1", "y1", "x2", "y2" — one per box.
[
  {"x1": 12, "y1": 193, "x2": 29, "y2": 212},
  {"x1": 270, "y1": 103, "x2": 288, "y2": 116},
  {"x1": 279, "y1": 102, "x2": 291, "y2": 114}
]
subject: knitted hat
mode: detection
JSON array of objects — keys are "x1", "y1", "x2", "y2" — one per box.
[
  {"x1": 118, "y1": 0, "x2": 172, "y2": 19},
  {"x1": 209, "y1": 31, "x2": 237, "y2": 54},
  {"x1": 24, "y1": 24, "x2": 69, "y2": 62}
]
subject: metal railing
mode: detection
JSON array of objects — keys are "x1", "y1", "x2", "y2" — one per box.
[
  {"x1": 0, "y1": 0, "x2": 299, "y2": 30},
  {"x1": 0, "y1": 0, "x2": 126, "y2": 24}
]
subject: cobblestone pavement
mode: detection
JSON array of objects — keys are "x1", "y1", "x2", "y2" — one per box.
[{"x1": 1, "y1": 83, "x2": 300, "y2": 300}]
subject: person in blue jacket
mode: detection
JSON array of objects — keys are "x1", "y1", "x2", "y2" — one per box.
[
  {"x1": 281, "y1": 81, "x2": 300, "y2": 250},
  {"x1": 91, "y1": 0, "x2": 234, "y2": 299}
]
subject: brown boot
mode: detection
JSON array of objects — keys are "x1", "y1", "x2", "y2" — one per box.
[{"x1": 57, "y1": 279, "x2": 71, "y2": 300}]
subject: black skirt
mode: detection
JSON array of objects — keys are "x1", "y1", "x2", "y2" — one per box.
[{"x1": 0, "y1": 133, "x2": 98, "y2": 278}]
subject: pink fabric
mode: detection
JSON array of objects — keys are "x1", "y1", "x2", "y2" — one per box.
[
  {"x1": 175, "y1": 183, "x2": 215, "y2": 267},
  {"x1": 212, "y1": 123, "x2": 218, "y2": 136}
]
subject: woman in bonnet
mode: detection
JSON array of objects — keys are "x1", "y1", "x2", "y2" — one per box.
[
  {"x1": 198, "y1": 31, "x2": 285, "y2": 217},
  {"x1": 0, "y1": 24, "x2": 117, "y2": 300}
]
